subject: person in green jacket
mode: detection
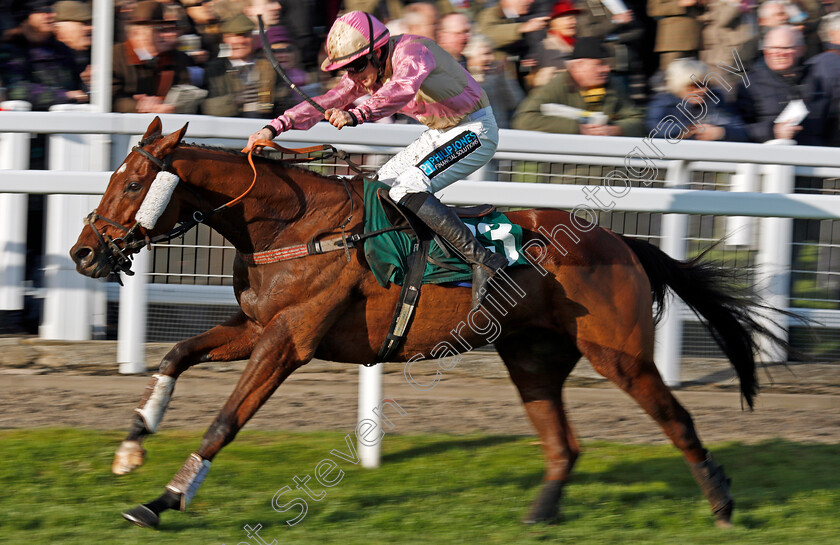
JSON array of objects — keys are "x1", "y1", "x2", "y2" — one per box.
[{"x1": 511, "y1": 37, "x2": 645, "y2": 137}]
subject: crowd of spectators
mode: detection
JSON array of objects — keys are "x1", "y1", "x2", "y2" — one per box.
[{"x1": 2, "y1": 0, "x2": 840, "y2": 146}]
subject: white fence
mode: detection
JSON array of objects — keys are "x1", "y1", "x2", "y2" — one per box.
[
  {"x1": 7, "y1": 106, "x2": 840, "y2": 469},
  {"x1": 4, "y1": 107, "x2": 840, "y2": 383}
]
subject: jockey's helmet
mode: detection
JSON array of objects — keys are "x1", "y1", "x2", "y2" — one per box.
[{"x1": 321, "y1": 11, "x2": 390, "y2": 72}]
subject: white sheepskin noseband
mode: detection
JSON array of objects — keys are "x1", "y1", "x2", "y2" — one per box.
[{"x1": 135, "y1": 171, "x2": 180, "y2": 229}]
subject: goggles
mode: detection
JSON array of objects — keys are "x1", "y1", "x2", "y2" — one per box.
[{"x1": 344, "y1": 55, "x2": 370, "y2": 74}]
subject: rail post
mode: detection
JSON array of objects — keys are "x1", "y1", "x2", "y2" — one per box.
[
  {"x1": 726, "y1": 162, "x2": 759, "y2": 246},
  {"x1": 40, "y1": 104, "x2": 107, "y2": 340},
  {"x1": 358, "y1": 363, "x2": 382, "y2": 468},
  {"x1": 0, "y1": 101, "x2": 31, "y2": 314},
  {"x1": 118, "y1": 248, "x2": 150, "y2": 373},
  {"x1": 654, "y1": 160, "x2": 689, "y2": 387},
  {"x1": 756, "y1": 158, "x2": 794, "y2": 363}
]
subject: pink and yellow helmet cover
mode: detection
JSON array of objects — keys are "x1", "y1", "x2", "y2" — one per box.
[{"x1": 321, "y1": 11, "x2": 390, "y2": 71}]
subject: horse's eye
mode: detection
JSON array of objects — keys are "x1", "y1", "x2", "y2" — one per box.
[{"x1": 127, "y1": 182, "x2": 143, "y2": 192}]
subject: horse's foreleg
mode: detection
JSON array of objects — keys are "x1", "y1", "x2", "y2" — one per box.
[
  {"x1": 114, "y1": 312, "x2": 258, "y2": 475},
  {"x1": 495, "y1": 331, "x2": 581, "y2": 524},
  {"x1": 121, "y1": 317, "x2": 307, "y2": 528}
]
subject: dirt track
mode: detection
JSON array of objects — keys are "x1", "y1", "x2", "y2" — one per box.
[{"x1": 1, "y1": 337, "x2": 838, "y2": 444}]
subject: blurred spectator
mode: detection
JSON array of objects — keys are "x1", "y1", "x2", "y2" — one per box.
[
  {"x1": 790, "y1": 0, "x2": 826, "y2": 58},
  {"x1": 0, "y1": 0, "x2": 88, "y2": 109},
  {"x1": 437, "y1": 11, "x2": 471, "y2": 67},
  {"x1": 810, "y1": 12, "x2": 840, "y2": 143},
  {"x1": 736, "y1": 24, "x2": 836, "y2": 144},
  {"x1": 53, "y1": 1, "x2": 92, "y2": 89},
  {"x1": 648, "y1": 0, "x2": 705, "y2": 71},
  {"x1": 530, "y1": 0, "x2": 580, "y2": 88},
  {"x1": 181, "y1": 0, "x2": 222, "y2": 59},
  {"x1": 477, "y1": 0, "x2": 550, "y2": 90},
  {"x1": 512, "y1": 36, "x2": 645, "y2": 134},
  {"x1": 758, "y1": 0, "x2": 791, "y2": 30},
  {"x1": 646, "y1": 58, "x2": 749, "y2": 141},
  {"x1": 265, "y1": 25, "x2": 320, "y2": 115},
  {"x1": 202, "y1": 13, "x2": 276, "y2": 117},
  {"x1": 404, "y1": 1, "x2": 439, "y2": 39},
  {"x1": 576, "y1": 0, "x2": 645, "y2": 99},
  {"x1": 277, "y1": 0, "x2": 321, "y2": 71},
  {"x1": 112, "y1": 0, "x2": 191, "y2": 112},
  {"x1": 464, "y1": 33, "x2": 525, "y2": 128},
  {"x1": 700, "y1": 0, "x2": 759, "y2": 75},
  {"x1": 817, "y1": 9, "x2": 840, "y2": 50},
  {"x1": 244, "y1": 0, "x2": 281, "y2": 28}
]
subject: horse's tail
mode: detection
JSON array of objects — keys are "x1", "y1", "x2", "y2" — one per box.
[{"x1": 620, "y1": 235, "x2": 791, "y2": 409}]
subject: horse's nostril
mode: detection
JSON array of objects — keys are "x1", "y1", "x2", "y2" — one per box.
[{"x1": 73, "y1": 246, "x2": 93, "y2": 264}]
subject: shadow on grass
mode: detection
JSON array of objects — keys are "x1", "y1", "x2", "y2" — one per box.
[
  {"x1": 348, "y1": 439, "x2": 840, "y2": 529},
  {"x1": 571, "y1": 440, "x2": 840, "y2": 525},
  {"x1": 381, "y1": 435, "x2": 523, "y2": 464}
]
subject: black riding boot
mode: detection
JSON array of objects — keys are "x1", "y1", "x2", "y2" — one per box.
[{"x1": 399, "y1": 192, "x2": 507, "y2": 309}]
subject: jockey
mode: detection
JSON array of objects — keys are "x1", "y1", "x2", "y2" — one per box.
[{"x1": 246, "y1": 11, "x2": 507, "y2": 309}]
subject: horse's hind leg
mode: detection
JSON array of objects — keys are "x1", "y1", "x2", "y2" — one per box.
[
  {"x1": 580, "y1": 340, "x2": 734, "y2": 527},
  {"x1": 113, "y1": 312, "x2": 259, "y2": 475},
  {"x1": 495, "y1": 330, "x2": 582, "y2": 523}
]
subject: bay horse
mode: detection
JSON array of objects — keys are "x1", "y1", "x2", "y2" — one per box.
[{"x1": 71, "y1": 117, "x2": 783, "y2": 529}]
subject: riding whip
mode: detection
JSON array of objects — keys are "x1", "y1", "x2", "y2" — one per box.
[{"x1": 257, "y1": 15, "x2": 325, "y2": 114}]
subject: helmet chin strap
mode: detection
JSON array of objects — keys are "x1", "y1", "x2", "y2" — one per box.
[{"x1": 363, "y1": 11, "x2": 388, "y2": 82}]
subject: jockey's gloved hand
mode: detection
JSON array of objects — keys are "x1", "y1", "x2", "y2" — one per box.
[
  {"x1": 325, "y1": 108, "x2": 358, "y2": 130},
  {"x1": 243, "y1": 127, "x2": 276, "y2": 154}
]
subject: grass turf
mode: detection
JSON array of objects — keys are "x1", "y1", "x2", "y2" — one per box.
[{"x1": 0, "y1": 429, "x2": 837, "y2": 544}]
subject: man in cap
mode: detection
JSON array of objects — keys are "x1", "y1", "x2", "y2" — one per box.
[
  {"x1": 53, "y1": 1, "x2": 92, "y2": 87},
  {"x1": 530, "y1": 0, "x2": 581, "y2": 87},
  {"x1": 512, "y1": 36, "x2": 645, "y2": 135},
  {"x1": 244, "y1": 10, "x2": 508, "y2": 310},
  {"x1": 112, "y1": 0, "x2": 191, "y2": 113},
  {"x1": 202, "y1": 13, "x2": 278, "y2": 118},
  {"x1": 0, "y1": 0, "x2": 88, "y2": 109}
]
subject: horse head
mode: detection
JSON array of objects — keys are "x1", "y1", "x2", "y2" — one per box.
[{"x1": 70, "y1": 117, "x2": 189, "y2": 278}]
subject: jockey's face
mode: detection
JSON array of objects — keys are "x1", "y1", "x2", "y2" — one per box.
[{"x1": 347, "y1": 61, "x2": 379, "y2": 89}]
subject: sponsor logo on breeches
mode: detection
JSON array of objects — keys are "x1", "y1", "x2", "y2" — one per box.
[{"x1": 416, "y1": 130, "x2": 481, "y2": 178}]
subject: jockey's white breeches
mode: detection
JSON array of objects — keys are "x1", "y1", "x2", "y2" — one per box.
[{"x1": 377, "y1": 106, "x2": 498, "y2": 203}]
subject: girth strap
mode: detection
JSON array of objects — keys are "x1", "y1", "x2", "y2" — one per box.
[
  {"x1": 375, "y1": 238, "x2": 430, "y2": 364},
  {"x1": 238, "y1": 235, "x2": 353, "y2": 265}
]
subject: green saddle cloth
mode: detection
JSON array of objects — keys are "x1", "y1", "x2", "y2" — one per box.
[{"x1": 362, "y1": 179, "x2": 529, "y2": 287}]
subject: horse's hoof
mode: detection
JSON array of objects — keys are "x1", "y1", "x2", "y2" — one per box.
[
  {"x1": 122, "y1": 505, "x2": 160, "y2": 528},
  {"x1": 522, "y1": 505, "x2": 559, "y2": 524},
  {"x1": 523, "y1": 480, "x2": 563, "y2": 524},
  {"x1": 113, "y1": 441, "x2": 146, "y2": 475},
  {"x1": 715, "y1": 516, "x2": 734, "y2": 529}
]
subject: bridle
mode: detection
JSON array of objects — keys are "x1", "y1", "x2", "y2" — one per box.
[
  {"x1": 84, "y1": 137, "x2": 366, "y2": 281},
  {"x1": 83, "y1": 137, "x2": 236, "y2": 282}
]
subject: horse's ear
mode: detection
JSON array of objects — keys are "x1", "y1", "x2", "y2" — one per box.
[
  {"x1": 154, "y1": 122, "x2": 190, "y2": 155},
  {"x1": 142, "y1": 116, "x2": 163, "y2": 142}
]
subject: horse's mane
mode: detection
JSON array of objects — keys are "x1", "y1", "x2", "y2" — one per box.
[{"x1": 178, "y1": 141, "x2": 362, "y2": 182}]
